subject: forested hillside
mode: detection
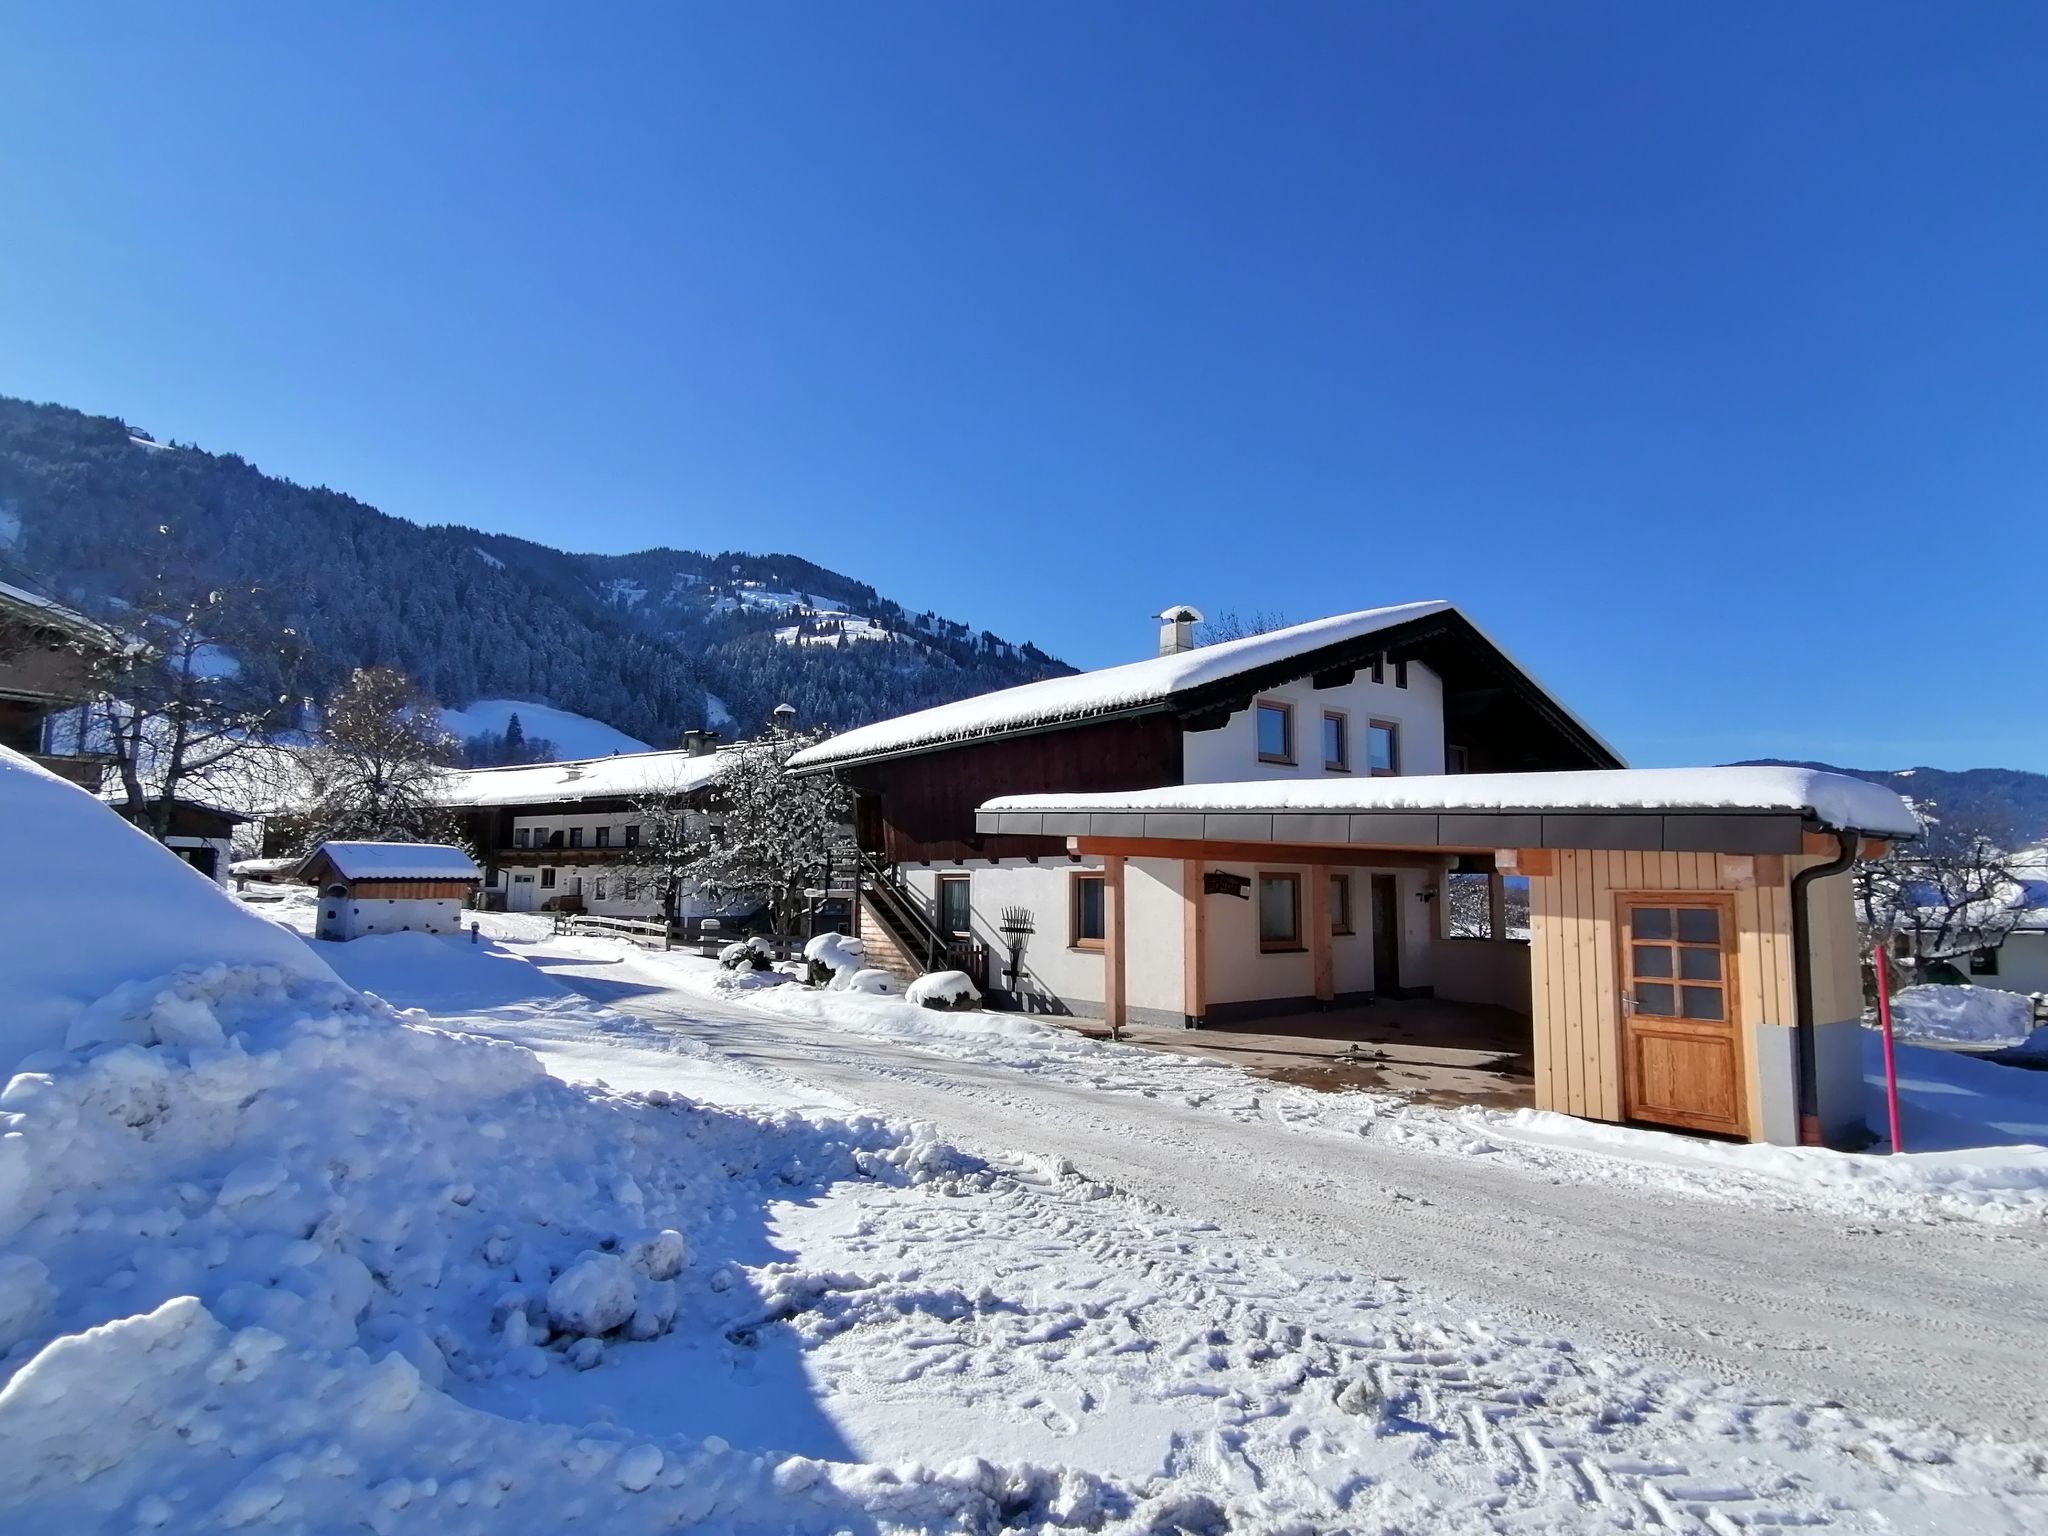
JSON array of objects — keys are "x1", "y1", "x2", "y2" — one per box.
[
  {"x1": 1737, "y1": 759, "x2": 2048, "y2": 852},
  {"x1": 0, "y1": 396, "x2": 1068, "y2": 745}
]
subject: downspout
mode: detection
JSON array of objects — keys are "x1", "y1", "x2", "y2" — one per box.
[{"x1": 1790, "y1": 827, "x2": 1860, "y2": 1147}]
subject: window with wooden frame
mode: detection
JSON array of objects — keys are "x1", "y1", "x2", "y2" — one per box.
[
  {"x1": 1330, "y1": 873, "x2": 1354, "y2": 935},
  {"x1": 513, "y1": 827, "x2": 531, "y2": 849},
  {"x1": 1257, "y1": 873, "x2": 1302, "y2": 952},
  {"x1": 568, "y1": 826, "x2": 584, "y2": 849},
  {"x1": 1070, "y1": 872, "x2": 1107, "y2": 950},
  {"x1": 1446, "y1": 744, "x2": 1470, "y2": 774},
  {"x1": 937, "y1": 873, "x2": 972, "y2": 936},
  {"x1": 594, "y1": 878, "x2": 608, "y2": 901},
  {"x1": 540, "y1": 868, "x2": 556, "y2": 889},
  {"x1": 624, "y1": 824, "x2": 640, "y2": 848},
  {"x1": 1969, "y1": 947, "x2": 2000, "y2": 977},
  {"x1": 595, "y1": 826, "x2": 611, "y2": 848},
  {"x1": 1255, "y1": 700, "x2": 1294, "y2": 765},
  {"x1": 1367, "y1": 719, "x2": 1400, "y2": 776},
  {"x1": 1321, "y1": 710, "x2": 1349, "y2": 772}
]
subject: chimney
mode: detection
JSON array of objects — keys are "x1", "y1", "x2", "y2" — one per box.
[
  {"x1": 1156, "y1": 604, "x2": 1204, "y2": 657},
  {"x1": 770, "y1": 702, "x2": 797, "y2": 733},
  {"x1": 681, "y1": 729, "x2": 720, "y2": 757}
]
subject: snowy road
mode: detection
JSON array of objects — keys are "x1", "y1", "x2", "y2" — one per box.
[{"x1": 530, "y1": 944, "x2": 2048, "y2": 1444}]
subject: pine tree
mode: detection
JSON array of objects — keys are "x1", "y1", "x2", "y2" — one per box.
[{"x1": 503, "y1": 712, "x2": 526, "y2": 761}]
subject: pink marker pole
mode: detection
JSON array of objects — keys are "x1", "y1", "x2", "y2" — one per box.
[{"x1": 1873, "y1": 944, "x2": 1904, "y2": 1153}]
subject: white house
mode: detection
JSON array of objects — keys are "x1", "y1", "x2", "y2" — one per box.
[
  {"x1": 297, "y1": 842, "x2": 481, "y2": 941},
  {"x1": 438, "y1": 735, "x2": 741, "y2": 922},
  {"x1": 787, "y1": 601, "x2": 1918, "y2": 1148}
]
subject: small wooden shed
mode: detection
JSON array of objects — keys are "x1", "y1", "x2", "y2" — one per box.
[{"x1": 297, "y1": 841, "x2": 481, "y2": 941}]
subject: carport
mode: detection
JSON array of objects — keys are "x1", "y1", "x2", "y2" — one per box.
[{"x1": 977, "y1": 766, "x2": 1918, "y2": 1147}]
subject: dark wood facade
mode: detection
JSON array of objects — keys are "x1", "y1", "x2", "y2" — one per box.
[
  {"x1": 841, "y1": 715, "x2": 1184, "y2": 864},
  {"x1": 833, "y1": 611, "x2": 1619, "y2": 867}
]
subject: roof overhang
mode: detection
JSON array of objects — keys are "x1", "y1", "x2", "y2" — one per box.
[{"x1": 977, "y1": 803, "x2": 1828, "y2": 856}]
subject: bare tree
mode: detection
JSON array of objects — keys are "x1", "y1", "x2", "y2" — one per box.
[
  {"x1": 1854, "y1": 800, "x2": 2027, "y2": 970},
  {"x1": 91, "y1": 560, "x2": 306, "y2": 844},
  {"x1": 1199, "y1": 609, "x2": 1293, "y2": 646},
  {"x1": 681, "y1": 728, "x2": 851, "y2": 934},
  {"x1": 619, "y1": 766, "x2": 713, "y2": 925},
  {"x1": 291, "y1": 667, "x2": 462, "y2": 849}
]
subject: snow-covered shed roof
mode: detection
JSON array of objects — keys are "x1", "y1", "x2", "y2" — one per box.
[
  {"x1": 977, "y1": 766, "x2": 1921, "y2": 853},
  {"x1": 298, "y1": 842, "x2": 481, "y2": 883},
  {"x1": 786, "y1": 601, "x2": 1620, "y2": 773},
  {"x1": 435, "y1": 747, "x2": 735, "y2": 808},
  {"x1": 0, "y1": 578, "x2": 119, "y2": 650}
]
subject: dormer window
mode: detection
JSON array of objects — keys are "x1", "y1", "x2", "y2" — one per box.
[{"x1": 1255, "y1": 700, "x2": 1294, "y2": 765}]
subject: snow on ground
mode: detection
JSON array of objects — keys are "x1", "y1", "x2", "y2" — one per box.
[
  {"x1": 433, "y1": 699, "x2": 652, "y2": 759},
  {"x1": 630, "y1": 947, "x2": 2048, "y2": 1227},
  {"x1": 1883, "y1": 984, "x2": 2037, "y2": 1050},
  {"x1": 15, "y1": 753, "x2": 2048, "y2": 1531},
  {"x1": 266, "y1": 921, "x2": 2048, "y2": 1531}
]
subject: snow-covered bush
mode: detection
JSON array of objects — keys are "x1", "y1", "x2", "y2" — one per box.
[
  {"x1": 802, "y1": 931, "x2": 865, "y2": 988},
  {"x1": 906, "y1": 969, "x2": 982, "y2": 1012},
  {"x1": 845, "y1": 968, "x2": 905, "y2": 996},
  {"x1": 717, "y1": 936, "x2": 775, "y2": 972}
]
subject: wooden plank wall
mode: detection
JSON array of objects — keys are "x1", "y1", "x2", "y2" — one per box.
[
  {"x1": 346, "y1": 880, "x2": 476, "y2": 900},
  {"x1": 1530, "y1": 851, "x2": 1803, "y2": 1128}
]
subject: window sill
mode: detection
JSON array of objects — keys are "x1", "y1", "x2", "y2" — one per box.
[
  {"x1": 1257, "y1": 756, "x2": 1297, "y2": 768},
  {"x1": 1071, "y1": 940, "x2": 1105, "y2": 953},
  {"x1": 1258, "y1": 944, "x2": 1307, "y2": 955},
  {"x1": 1323, "y1": 763, "x2": 1351, "y2": 774}
]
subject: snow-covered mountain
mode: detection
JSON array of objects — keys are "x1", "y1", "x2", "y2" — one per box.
[{"x1": 0, "y1": 396, "x2": 1071, "y2": 748}]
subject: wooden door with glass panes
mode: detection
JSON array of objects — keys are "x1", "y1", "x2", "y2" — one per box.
[{"x1": 1617, "y1": 895, "x2": 1744, "y2": 1136}]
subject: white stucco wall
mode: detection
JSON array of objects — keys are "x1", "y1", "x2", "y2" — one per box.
[
  {"x1": 317, "y1": 895, "x2": 465, "y2": 941},
  {"x1": 1180, "y1": 660, "x2": 1445, "y2": 786},
  {"x1": 165, "y1": 835, "x2": 234, "y2": 887},
  {"x1": 1971, "y1": 931, "x2": 2048, "y2": 996}
]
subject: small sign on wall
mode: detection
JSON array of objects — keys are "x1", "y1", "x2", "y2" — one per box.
[{"x1": 1204, "y1": 870, "x2": 1252, "y2": 899}]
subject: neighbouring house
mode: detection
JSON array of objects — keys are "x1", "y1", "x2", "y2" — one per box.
[
  {"x1": 786, "y1": 601, "x2": 1918, "y2": 1148},
  {"x1": 103, "y1": 796, "x2": 250, "y2": 885},
  {"x1": 296, "y1": 841, "x2": 482, "y2": 941},
  {"x1": 438, "y1": 732, "x2": 740, "y2": 921},
  {"x1": 0, "y1": 577, "x2": 120, "y2": 789},
  {"x1": 1922, "y1": 847, "x2": 2048, "y2": 999}
]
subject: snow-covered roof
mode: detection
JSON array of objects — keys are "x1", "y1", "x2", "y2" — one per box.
[
  {"x1": 786, "y1": 601, "x2": 1619, "y2": 771},
  {"x1": 302, "y1": 842, "x2": 481, "y2": 882},
  {"x1": 435, "y1": 747, "x2": 735, "y2": 808},
  {"x1": 981, "y1": 766, "x2": 1922, "y2": 839},
  {"x1": 0, "y1": 578, "x2": 119, "y2": 649}
]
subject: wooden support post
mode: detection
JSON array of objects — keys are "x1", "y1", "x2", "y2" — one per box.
[
  {"x1": 1104, "y1": 854, "x2": 1127, "y2": 1038},
  {"x1": 1182, "y1": 859, "x2": 1206, "y2": 1028},
  {"x1": 1308, "y1": 866, "x2": 1334, "y2": 1005},
  {"x1": 1488, "y1": 872, "x2": 1508, "y2": 940}
]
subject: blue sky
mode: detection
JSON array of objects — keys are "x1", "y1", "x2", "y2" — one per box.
[{"x1": 2, "y1": 5, "x2": 2043, "y2": 770}]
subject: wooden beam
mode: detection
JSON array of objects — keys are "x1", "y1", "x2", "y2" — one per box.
[
  {"x1": 1070, "y1": 837, "x2": 1455, "y2": 870},
  {"x1": 1308, "y1": 869, "x2": 1334, "y2": 1004},
  {"x1": 1103, "y1": 854, "x2": 1126, "y2": 1037},
  {"x1": 1501, "y1": 847, "x2": 1556, "y2": 877},
  {"x1": 1182, "y1": 859, "x2": 1205, "y2": 1027}
]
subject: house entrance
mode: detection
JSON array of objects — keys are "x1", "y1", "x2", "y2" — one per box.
[
  {"x1": 1369, "y1": 874, "x2": 1401, "y2": 994},
  {"x1": 1617, "y1": 894, "x2": 1744, "y2": 1137},
  {"x1": 510, "y1": 874, "x2": 537, "y2": 912}
]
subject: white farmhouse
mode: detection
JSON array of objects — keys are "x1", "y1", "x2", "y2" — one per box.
[
  {"x1": 297, "y1": 842, "x2": 481, "y2": 941},
  {"x1": 787, "y1": 601, "x2": 1920, "y2": 1148}
]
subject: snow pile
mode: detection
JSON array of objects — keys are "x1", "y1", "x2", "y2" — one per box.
[
  {"x1": 0, "y1": 964, "x2": 1152, "y2": 1530},
  {"x1": 906, "y1": 970, "x2": 982, "y2": 1010},
  {"x1": 845, "y1": 968, "x2": 905, "y2": 996},
  {"x1": 0, "y1": 748, "x2": 335, "y2": 1069},
  {"x1": 718, "y1": 936, "x2": 776, "y2": 972},
  {"x1": 1884, "y1": 984, "x2": 2036, "y2": 1050}
]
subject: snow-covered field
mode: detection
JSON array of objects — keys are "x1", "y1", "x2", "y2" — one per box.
[
  {"x1": 433, "y1": 699, "x2": 652, "y2": 759},
  {"x1": 10, "y1": 748, "x2": 2048, "y2": 1533}
]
